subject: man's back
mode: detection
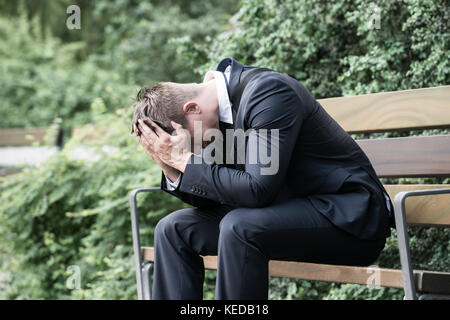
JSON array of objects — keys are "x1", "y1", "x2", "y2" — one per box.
[
  {"x1": 222, "y1": 59, "x2": 393, "y2": 239},
  {"x1": 162, "y1": 57, "x2": 392, "y2": 240}
]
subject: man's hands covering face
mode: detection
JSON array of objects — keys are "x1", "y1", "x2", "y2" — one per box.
[{"x1": 134, "y1": 118, "x2": 192, "y2": 180}]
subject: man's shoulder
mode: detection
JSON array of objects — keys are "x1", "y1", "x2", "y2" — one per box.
[{"x1": 245, "y1": 69, "x2": 295, "y2": 95}]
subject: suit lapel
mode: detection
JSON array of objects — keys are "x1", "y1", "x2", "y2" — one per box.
[
  {"x1": 219, "y1": 121, "x2": 233, "y2": 166},
  {"x1": 216, "y1": 57, "x2": 245, "y2": 109},
  {"x1": 217, "y1": 58, "x2": 247, "y2": 169}
]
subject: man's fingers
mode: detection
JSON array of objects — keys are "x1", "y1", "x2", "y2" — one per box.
[
  {"x1": 138, "y1": 119, "x2": 155, "y2": 135},
  {"x1": 171, "y1": 121, "x2": 182, "y2": 131},
  {"x1": 138, "y1": 121, "x2": 170, "y2": 156},
  {"x1": 133, "y1": 123, "x2": 142, "y2": 137},
  {"x1": 137, "y1": 120, "x2": 158, "y2": 141},
  {"x1": 138, "y1": 135, "x2": 161, "y2": 161},
  {"x1": 171, "y1": 121, "x2": 188, "y2": 139},
  {"x1": 144, "y1": 118, "x2": 168, "y2": 137},
  {"x1": 138, "y1": 134, "x2": 154, "y2": 152},
  {"x1": 170, "y1": 121, "x2": 188, "y2": 141},
  {"x1": 170, "y1": 121, "x2": 189, "y2": 147},
  {"x1": 138, "y1": 128, "x2": 152, "y2": 147}
]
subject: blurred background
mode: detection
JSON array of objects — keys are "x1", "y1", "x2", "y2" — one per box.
[{"x1": 0, "y1": 0, "x2": 448, "y2": 299}]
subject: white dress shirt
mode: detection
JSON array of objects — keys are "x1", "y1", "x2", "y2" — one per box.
[{"x1": 165, "y1": 66, "x2": 232, "y2": 190}]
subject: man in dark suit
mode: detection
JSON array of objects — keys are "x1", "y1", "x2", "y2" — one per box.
[{"x1": 132, "y1": 57, "x2": 394, "y2": 300}]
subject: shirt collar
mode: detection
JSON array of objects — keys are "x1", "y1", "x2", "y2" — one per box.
[{"x1": 203, "y1": 66, "x2": 233, "y2": 124}]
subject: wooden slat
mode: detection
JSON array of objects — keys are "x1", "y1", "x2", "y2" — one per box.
[
  {"x1": 142, "y1": 247, "x2": 450, "y2": 292},
  {"x1": 0, "y1": 167, "x2": 23, "y2": 177},
  {"x1": 202, "y1": 256, "x2": 405, "y2": 288},
  {"x1": 142, "y1": 247, "x2": 403, "y2": 287},
  {"x1": 384, "y1": 184, "x2": 450, "y2": 226},
  {"x1": 71, "y1": 125, "x2": 104, "y2": 143},
  {"x1": 142, "y1": 247, "x2": 401, "y2": 287},
  {"x1": 268, "y1": 260, "x2": 404, "y2": 288},
  {"x1": 357, "y1": 135, "x2": 450, "y2": 177},
  {"x1": 142, "y1": 247, "x2": 154, "y2": 262},
  {"x1": 318, "y1": 86, "x2": 450, "y2": 133},
  {"x1": 0, "y1": 128, "x2": 49, "y2": 146}
]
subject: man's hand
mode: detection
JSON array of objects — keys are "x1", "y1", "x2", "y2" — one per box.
[
  {"x1": 136, "y1": 119, "x2": 192, "y2": 173},
  {"x1": 133, "y1": 122, "x2": 181, "y2": 182}
]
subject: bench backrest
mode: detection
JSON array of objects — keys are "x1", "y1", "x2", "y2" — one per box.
[
  {"x1": 0, "y1": 127, "x2": 62, "y2": 147},
  {"x1": 318, "y1": 85, "x2": 450, "y2": 227}
]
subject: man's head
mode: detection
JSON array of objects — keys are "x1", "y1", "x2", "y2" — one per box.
[{"x1": 131, "y1": 80, "x2": 219, "y2": 148}]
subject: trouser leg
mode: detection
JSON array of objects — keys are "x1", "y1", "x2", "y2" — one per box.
[
  {"x1": 152, "y1": 206, "x2": 231, "y2": 300},
  {"x1": 215, "y1": 197, "x2": 386, "y2": 300}
]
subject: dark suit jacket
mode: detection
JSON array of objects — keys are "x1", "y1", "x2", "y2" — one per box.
[{"x1": 161, "y1": 58, "x2": 393, "y2": 240}]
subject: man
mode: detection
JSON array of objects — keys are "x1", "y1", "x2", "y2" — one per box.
[{"x1": 131, "y1": 57, "x2": 394, "y2": 300}]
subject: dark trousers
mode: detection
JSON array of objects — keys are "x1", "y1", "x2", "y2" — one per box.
[{"x1": 152, "y1": 197, "x2": 386, "y2": 300}]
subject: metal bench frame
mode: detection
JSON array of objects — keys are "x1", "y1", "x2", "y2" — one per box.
[
  {"x1": 129, "y1": 187, "x2": 159, "y2": 300},
  {"x1": 129, "y1": 186, "x2": 450, "y2": 300}
]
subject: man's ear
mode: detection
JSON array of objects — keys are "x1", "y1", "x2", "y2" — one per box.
[{"x1": 182, "y1": 101, "x2": 201, "y2": 115}]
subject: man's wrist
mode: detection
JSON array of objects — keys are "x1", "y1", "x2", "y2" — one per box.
[
  {"x1": 163, "y1": 167, "x2": 181, "y2": 183},
  {"x1": 164, "y1": 173, "x2": 181, "y2": 191}
]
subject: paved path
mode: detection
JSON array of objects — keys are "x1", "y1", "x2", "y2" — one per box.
[{"x1": 0, "y1": 147, "x2": 59, "y2": 167}]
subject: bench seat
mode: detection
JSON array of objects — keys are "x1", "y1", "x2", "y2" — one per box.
[{"x1": 142, "y1": 246, "x2": 450, "y2": 295}]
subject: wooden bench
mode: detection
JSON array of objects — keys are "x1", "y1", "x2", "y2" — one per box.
[
  {"x1": 129, "y1": 85, "x2": 450, "y2": 300},
  {"x1": 0, "y1": 127, "x2": 62, "y2": 176}
]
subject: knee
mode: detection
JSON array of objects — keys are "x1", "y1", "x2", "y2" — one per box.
[
  {"x1": 154, "y1": 208, "x2": 190, "y2": 240},
  {"x1": 219, "y1": 208, "x2": 252, "y2": 242}
]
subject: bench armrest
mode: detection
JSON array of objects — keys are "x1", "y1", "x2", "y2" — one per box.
[
  {"x1": 129, "y1": 187, "x2": 162, "y2": 300},
  {"x1": 393, "y1": 187, "x2": 450, "y2": 300},
  {"x1": 394, "y1": 187, "x2": 450, "y2": 205}
]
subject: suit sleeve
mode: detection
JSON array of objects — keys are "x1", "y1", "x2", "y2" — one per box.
[
  {"x1": 160, "y1": 172, "x2": 222, "y2": 209},
  {"x1": 178, "y1": 76, "x2": 306, "y2": 208}
]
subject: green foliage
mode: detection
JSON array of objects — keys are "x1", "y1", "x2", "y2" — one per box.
[
  {"x1": 269, "y1": 278, "x2": 331, "y2": 300},
  {"x1": 0, "y1": 0, "x2": 237, "y2": 134},
  {"x1": 193, "y1": 0, "x2": 449, "y2": 98},
  {"x1": 0, "y1": 105, "x2": 187, "y2": 299},
  {"x1": 0, "y1": 12, "x2": 135, "y2": 132},
  {"x1": 90, "y1": 0, "x2": 238, "y2": 85},
  {"x1": 325, "y1": 283, "x2": 404, "y2": 300},
  {"x1": 0, "y1": 0, "x2": 237, "y2": 300},
  {"x1": 1, "y1": 0, "x2": 449, "y2": 300}
]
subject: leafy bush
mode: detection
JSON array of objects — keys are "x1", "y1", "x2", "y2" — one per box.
[
  {"x1": 0, "y1": 13, "x2": 135, "y2": 133},
  {"x1": 0, "y1": 0, "x2": 237, "y2": 300},
  {"x1": 193, "y1": 0, "x2": 448, "y2": 98},
  {"x1": 1, "y1": 0, "x2": 449, "y2": 300},
  {"x1": 90, "y1": 0, "x2": 238, "y2": 85},
  {"x1": 0, "y1": 0, "x2": 237, "y2": 137},
  {"x1": 0, "y1": 104, "x2": 187, "y2": 299}
]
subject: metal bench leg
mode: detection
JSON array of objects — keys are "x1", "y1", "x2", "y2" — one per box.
[
  {"x1": 129, "y1": 187, "x2": 161, "y2": 300},
  {"x1": 393, "y1": 192, "x2": 417, "y2": 300},
  {"x1": 142, "y1": 262, "x2": 153, "y2": 300}
]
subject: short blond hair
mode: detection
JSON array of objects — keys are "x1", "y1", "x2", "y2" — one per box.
[{"x1": 131, "y1": 82, "x2": 197, "y2": 134}]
